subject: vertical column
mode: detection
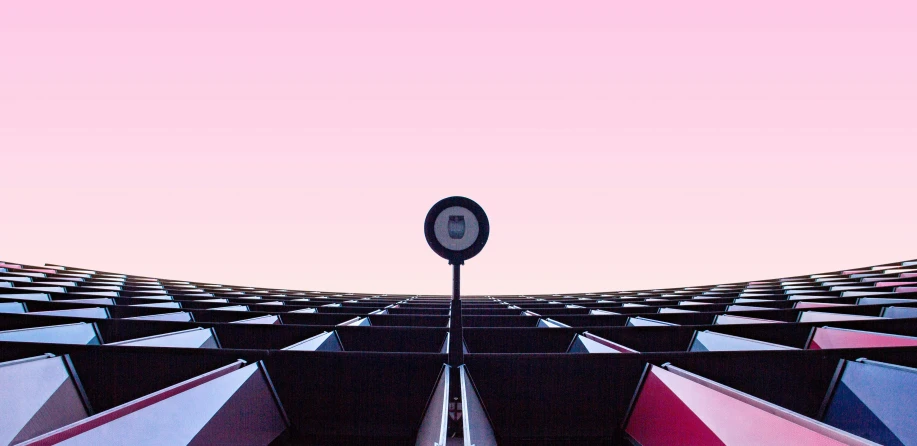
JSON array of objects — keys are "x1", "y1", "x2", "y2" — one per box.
[
  {"x1": 448, "y1": 262, "x2": 464, "y2": 438},
  {"x1": 449, "y1": 262, "x2": 463, "y2": 367}
]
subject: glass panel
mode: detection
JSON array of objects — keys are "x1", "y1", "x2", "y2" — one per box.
[
  {"x1": 126, "y1": 312, "x2": 193, "y2": 322},
  {"x1": 231, "y1": 315, "x2": 279, "y2": 325},
  {"x1": 690, "y1": 331, "x2": 795, "y2": 352},
  {"x1": 627, "y1": 317, "x2": 677, "y2": 327},
  {"x1": 28, "y1": 308, "x2": 109, "y2": 319},
  {"x1": 56, "y1": 298, "x2": 115, "y2": 306},
  {"x1": 212, "y1": 305, "x2": 249, "y2": 312},
  {"x1": 726, "y1": 305, "x2": 771, "y2": 312},
  {"x1": 131, "y1": 302, "x2": 181, "y2": 309},
  {"x1": 857, "y1": 297, "x2": 917, "y2": 305},
  {"x1": 537, "y1": 318, "x2": 570, "y2": 328},
  {"x1": 823, "y1": 359, "x2": 917, "y2": 445},
  {"x1": 415, "y1": 365, "x2": 449, "y2": 446},
  {"x1": 0, "y1": 302, "x2": 26, "y2": 313},
  {"x1": 289, "y1": 308, "x2": 317, "y2": 313},
  {"x1": 882, "y1": 306, "x2": 917, "y2": 318},
  {"x1": 797, "y1": 312, "x2": 883, "y2": 323},
  {"x1": 0, "y1": 323, "x2": 100, "y2": 345},
  {"x1": 108, "y1": 328, "x2": 218, "y2": 349},
  {"x1": 460, "y1": 365, "x2": 497, "y2": 446},
  {"x1": 659, "y1": 308, "x2": 694, "y2": 313},
  {"x1": 0, "y1": 293, "x2": 50, "y2": 301},
  {"x1": 589, "y1": 309, "x2": 619, "y2": 315},
  {"x1": 22, "y1": 362, "x2": 287, "y2": 445},
  {"x1": 282, "y1": 331, "x2": 343, "y2": 352},
  {"x1": 714, "y1": 315, "x2": 780, "y2": 325},
  {"x1": 794, "y1": 302, "x2": 851, "y2": 309},
  {"x1": 0, "y1": 354, "x2": 90, "y2": 445}
]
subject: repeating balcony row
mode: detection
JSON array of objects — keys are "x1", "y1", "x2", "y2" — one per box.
[
  {"x1": 4, "y1": 259, "x2": 917, "y2": 302},
  {"x1": 4, "y1": 310, "x2": 917, "y2": 356},
  {"x1": 3, "y1": 338, "x2": 916, "y2": 444},
  {"x1": 0, "y1": 310, "x2": 450, "y2": 352},
  {"x1": 0, "y1": 292, "x2": 450, "y2": 320}
]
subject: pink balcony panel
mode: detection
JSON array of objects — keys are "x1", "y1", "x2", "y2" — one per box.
[{"x1": 808, "y1": 327, "x2": 917, "y2": 350}]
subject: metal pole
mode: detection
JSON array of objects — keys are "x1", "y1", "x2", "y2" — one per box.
[
  {"x1": 447, "y1": 262, "x2": 464, "y2": 436},
  {"x1": 449, "y1": 262, "x2": 463, "y2": 366}
]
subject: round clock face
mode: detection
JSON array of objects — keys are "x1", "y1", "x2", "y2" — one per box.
[
  {"x1": 424, "y1": 197, "x2": 489, "y2": 263},
  {"x1": 433, "y1": 206, "x2": 480, "y2": 251}
]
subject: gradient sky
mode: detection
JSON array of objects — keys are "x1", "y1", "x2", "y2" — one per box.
[{"x1": 2, "y1": 1, "x2": 916, "y2": 295}]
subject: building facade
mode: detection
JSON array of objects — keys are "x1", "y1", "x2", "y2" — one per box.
[{"x1": 1, "y1": 258, "x2": 916, "y2": 444}]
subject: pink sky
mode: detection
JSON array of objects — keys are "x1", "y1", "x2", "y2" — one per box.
[{"x1": 1, "y1": 1, "x2": 916, "y2": 295}]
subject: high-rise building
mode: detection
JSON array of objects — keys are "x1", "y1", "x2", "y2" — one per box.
[{"x1": 1, "y1": 258, "x2": 916, "y2": 445}]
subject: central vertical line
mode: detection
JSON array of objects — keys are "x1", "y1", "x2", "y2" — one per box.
[
  {"x1": 448, "y1": 261, "x2": 464, "y2": 437},
  {"x1": 449, "y1": 261, "x2": 463, "y2": 367}
]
